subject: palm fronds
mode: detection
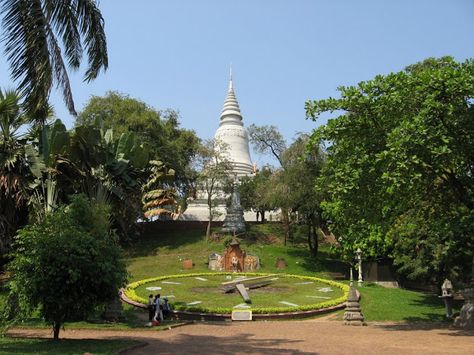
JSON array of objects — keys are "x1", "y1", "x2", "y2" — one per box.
[{"x1": 0, "y1": 0, "x2": 108, "y2": 119}]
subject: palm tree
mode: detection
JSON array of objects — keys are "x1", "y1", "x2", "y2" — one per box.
[
  {"x1": 0, "y1": 0, "x2": 108, "y2": 122},
  {"x1": 0, "y1": 89, "x2": 31, "y2": 253}
]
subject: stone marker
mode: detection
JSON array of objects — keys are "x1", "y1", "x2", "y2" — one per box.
[
  {"x1": 195, "y1": 277, "x2": 208, "y2": 281},
  {"x1": 232, "y1": 310, "x2": 252, "y2": 321},
  {"x1": 275, "y1": 258, "x2": 287, "y2": 269},
  {"x1": 183, "y1": 259, "x2": 193, "y2": 269},
  {"x1": 208, "y1": 253, "x2": 224, "y2": 271},
  {"x1": 162, "y1": 281, "x2": 181, "y2": 285},
  {"x1": 343, "y1": 284, "x2": 365, "y2": 325}
]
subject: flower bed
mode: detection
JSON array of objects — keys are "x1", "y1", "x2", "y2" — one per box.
[{"x1": 123, "y1": 272, "x2": 349, "y2": 316}]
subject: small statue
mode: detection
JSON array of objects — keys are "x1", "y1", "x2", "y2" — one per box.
[{"x1": 231, "y1": 256, "x2": 239, "y2": 273}]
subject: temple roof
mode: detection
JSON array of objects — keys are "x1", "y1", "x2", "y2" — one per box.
[{"x1": 220, "y1": 74, "x2": 243, "y2": 126}]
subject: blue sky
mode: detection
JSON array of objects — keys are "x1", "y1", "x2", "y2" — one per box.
[{"x1": 1, "y1": 0, "x2": 473, "y2": 166}]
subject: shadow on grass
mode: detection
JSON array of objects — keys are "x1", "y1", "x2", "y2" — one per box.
[
  {"x1": 0, "y1": 338, "x2": 142, "y2": 354},
  {"x1": 401, "y1": 294, "x2": 464, "y2": 323},
  {"x1": 125, "y1": 227, "x2": 206, "y2": 258},
  {"x1": 286, "y1": 248, "x2": 349, "y2": 276}
]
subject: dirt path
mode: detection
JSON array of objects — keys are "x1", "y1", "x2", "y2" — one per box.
[{"x1": 8, "y1": 319, "x2": 474, "y2": 354}]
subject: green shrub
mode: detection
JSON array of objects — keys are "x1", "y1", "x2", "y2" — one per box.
[{"x1": 4, "y1": 195, "x2": 128, "y2": 339}]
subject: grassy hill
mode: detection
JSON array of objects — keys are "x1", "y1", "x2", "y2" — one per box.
[
  {"x1": 125, "y1": 222, "x2": 461, "y2": 322},
  {"x1": 0, "y1": 222, "x2": 461, "y2": 330},
  {"x1": 125, "y1": 222, "x2": 347, "y2": 281}
]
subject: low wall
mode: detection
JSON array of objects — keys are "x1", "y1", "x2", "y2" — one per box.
[{"x1": 141, "y1": 220, "x2": 275, "y2": 234}]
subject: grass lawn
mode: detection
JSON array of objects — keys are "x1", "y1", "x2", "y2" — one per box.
[
  {"x1": 0, "y1": 337, "x2": 141, "y2": 355},
  {"x1": 357, "y1": 282, "x2": 463, "y2": 322},
  {"x1": 125, "y1": 223, "x2": 348, "y2": 281}
]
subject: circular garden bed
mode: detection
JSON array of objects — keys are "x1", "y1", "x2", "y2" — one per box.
[{"x1": 122, "y1": 273, "x2": 349, "y2": 320}]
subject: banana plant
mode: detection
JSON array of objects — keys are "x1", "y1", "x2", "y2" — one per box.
[{"x1": 142, "y1": 160, "x2": 178, "y2": 220}]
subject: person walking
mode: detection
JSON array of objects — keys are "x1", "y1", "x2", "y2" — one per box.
[
  {"x1": 147, "y1": 294, "x2": 155, "y2": 326},
  {"x1": 162, "y1": 297, "x2": 172, "y2": 319},
  {"x1": 153, "y1": 294, "x2": 163, "y2": 323}
]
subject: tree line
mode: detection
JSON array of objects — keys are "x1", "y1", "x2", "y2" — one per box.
[{"x1": 241, "y1": 57, "x2": 473, "y2": 288}]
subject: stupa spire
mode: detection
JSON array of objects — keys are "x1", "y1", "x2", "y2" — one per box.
[
  {"x1": 214, "y1": 69, "x2": 254, "y2": 177},
  {"x1": 220, "y1": 69, "x2": 242, "y2": 125}
]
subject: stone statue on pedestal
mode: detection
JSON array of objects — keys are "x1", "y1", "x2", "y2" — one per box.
[{"x1": 221, "y1": 182, "x2": 246, "y2": 234}]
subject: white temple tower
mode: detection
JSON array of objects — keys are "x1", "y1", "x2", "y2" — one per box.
[
  {"x1": 180, "y1": 73, "x2": 254, "y2": 221},
  {"x1": 214, "y1": 73, "x2": 254, "y2": 177}
]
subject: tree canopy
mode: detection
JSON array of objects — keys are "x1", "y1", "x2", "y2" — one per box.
[
  {"x1": 77, "y1": 91, "x2": 200, "y2": 194},
  {"x1": 248, "y1": 124, "x2": 286, "y2": 166},
  {"x1": 306, "y1": 57, "x2": 474, "y2": 284}
]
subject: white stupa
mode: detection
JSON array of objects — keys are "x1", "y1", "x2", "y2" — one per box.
[
  {"x1": 180, "y1": 72, "x2": 255, "y2": 221},
  {"x1": 214, "y1": 71, "x2": 254, "y2": 177}
]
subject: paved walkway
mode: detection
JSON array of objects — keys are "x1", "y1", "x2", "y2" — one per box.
[{"x1": 8, "y1": 319, "x2": 474, "y2": 354}]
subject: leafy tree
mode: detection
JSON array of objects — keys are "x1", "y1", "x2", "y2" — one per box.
[
  {"x1": 306, "y1": 57, "x2": 474, "y2": 283},
  {"x1": 194, "y1": 139, "x2": 233, "y2": 238},
  {"x1": 248, "y1": 124, "x2": 286, "y2": 166},
  {"x1": 0, "y1": 0, "x2": 108, "y2": 119},
  {"x1": 248, "y1": 124, "x2": 295, "y2": 244},
  {"x1": 279, "y1": 134, "x2": 325, "y2": 255},
  {"x1": 67, "y1": 121, "x2": 150, "y2": 241},
  {"x1": 239, "y1": 166, "x2": 274, "y2": 222},
  {"x1": 5, "y1": 195, "x2": 127, "y2": 339},
  {"x1": 24, "y1": 118, "x2": 150, "y2": 241},
  {"x1": 0, "y1": 89, "x2": 33, "y2": 254},
  {"x1": 77, "y1": 91, "x2": 200, "y2": 194}
]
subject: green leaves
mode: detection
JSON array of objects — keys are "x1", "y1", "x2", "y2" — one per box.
[
  {"x1": 5, "y1": 195, "x2": 127, "y2": 338},
  {"x1": 0, "y1": 0, "x2": 108, "y2": 118},
  {"x1": 306, "y1": 57, "x2": 474, "y2": 282}
]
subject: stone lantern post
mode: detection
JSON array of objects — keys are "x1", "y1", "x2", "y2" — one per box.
[
  {"x1": 356, "y1": 248, "x2": 363, "y2": 287},
  {"x1": 439, "y1": 278, "x2": 453, "y2": 319}
]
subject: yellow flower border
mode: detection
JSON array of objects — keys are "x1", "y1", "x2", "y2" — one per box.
[{"x1": 124, "y1": 272, "x2": 349, "y2": 314}]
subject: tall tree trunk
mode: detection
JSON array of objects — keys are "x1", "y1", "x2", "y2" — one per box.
[
  {"x1": 307, "y1": 219, "x2": 318, "y2": 257},
  {"x1": 53, "y1": 320, "x2": 61, "y2": 340},
  {"x1": 312, "y1": 224, "x2": 318, "y2": 256},
  {"x1": 282, "y1": 208, "x2": 290, "y2": 246},
  {"x1": 206, "y1": 195, "x2": 212, "y2": 240},
  {"x1": 206, "y1": 209, "x2": 212, "y2": 240},
  {"x1": 307, "y1": 222, "x2": 314, "y2": 256}
]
